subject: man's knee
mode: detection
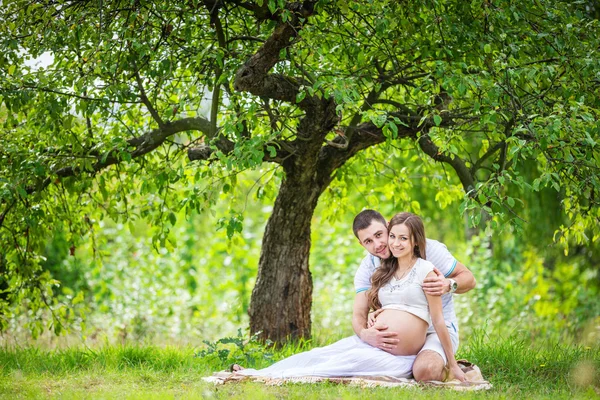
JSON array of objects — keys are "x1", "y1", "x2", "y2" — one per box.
[{"x1": 412, "y1": 350, "x2": 445, "y2": 382}]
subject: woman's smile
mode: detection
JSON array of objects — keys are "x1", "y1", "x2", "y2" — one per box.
[{"x1": 391, "y1": 247, "x2": 406, "y2": 256}]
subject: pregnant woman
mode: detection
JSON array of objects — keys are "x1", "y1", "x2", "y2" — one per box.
[{"x1": 233, "y1": 213, "x2": 466, "y2": 382}]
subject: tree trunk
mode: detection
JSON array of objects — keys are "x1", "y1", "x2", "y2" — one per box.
[{"x1": 248, "y1": 170, "x2": 325, "y2": 343}]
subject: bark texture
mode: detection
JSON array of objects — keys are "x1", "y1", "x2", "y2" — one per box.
[{"x1": 248, "y1": 172, "x2": 321, "y2": 341}]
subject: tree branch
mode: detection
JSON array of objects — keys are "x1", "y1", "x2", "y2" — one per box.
[
  {"x1": 346, "y1": 84, "x2": 390, "y2": 139},
  {"x1": 206, "y1": 0, "x2": 227, "y2": 137},
  {"x1": 187, "y1": 137, "x2": 289, "y2": 164},
  {"x1": 471, "y1": 141, "x2": 505, "y2": 174},
  {"x1": 134, "y1": 67, "x2": 165, "y2": 128},
  {"x1": 372, "y1": 99, "x2": 414, "y2": 115},
  {"x1": 234, "y1": 8, "x2": 316, "y2": 108},
  {"x1": 234, "y1": 2, "x2": 337, "y2": 155},
  {"x1": 3, "y1": 85, "x2": 141, "y2": 104},
  {"x1": 0, "y1": 201, "x2": 16, "y2": 230},
  {"x1": 418, "y1": 134, "x2": 476, "y2": 195},
  {"x1": 227, "y1": 35, "x2": 265, "y2": 44},
  {"x1": 26, "y1": 116, "x2": 211, "y2": 196},
  {"x1": 317, "y1": 117, "x2": 419, "y2": 184}
]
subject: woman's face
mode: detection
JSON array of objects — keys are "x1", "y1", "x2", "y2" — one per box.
[{"x1": 388, "y1": 223, "x2": 414, "y2": 259}]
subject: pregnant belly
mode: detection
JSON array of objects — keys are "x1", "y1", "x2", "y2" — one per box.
[{"x1": 375, "y1": 309, "x2": 428, "y2": 356}]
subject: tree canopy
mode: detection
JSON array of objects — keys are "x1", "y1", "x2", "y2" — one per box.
[{"x1": 1, "y1": 0, "x2": 599, "y2": 342}]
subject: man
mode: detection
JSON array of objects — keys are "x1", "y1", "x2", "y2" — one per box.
[{"x1": 351, "y1": 209, "x2": 476, "y2": 381}]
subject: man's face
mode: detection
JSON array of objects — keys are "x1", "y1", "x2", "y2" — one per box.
[{"x1": 356, "y1": 221, "x2": 391, "y2": 259}]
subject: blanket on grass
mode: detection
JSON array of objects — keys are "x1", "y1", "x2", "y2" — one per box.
[{"x1": 202, "y1": 360, "x2": 492, "y2": 391}]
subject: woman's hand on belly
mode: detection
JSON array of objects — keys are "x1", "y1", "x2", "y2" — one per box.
[
  {"x1": 368, "y1": 308, "x2": 385, "y2": 328},
  {"x1": 374, "y1": 309, "x2": 428, "y2": 356}
]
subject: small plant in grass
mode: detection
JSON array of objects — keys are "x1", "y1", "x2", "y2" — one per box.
[{"x1": 195, "y1": 328, "x2": 273, "y2": 368}]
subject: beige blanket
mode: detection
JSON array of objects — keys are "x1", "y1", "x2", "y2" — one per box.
[{"x1": 203, "y1": 360, "x2": 492, "y2": 391}]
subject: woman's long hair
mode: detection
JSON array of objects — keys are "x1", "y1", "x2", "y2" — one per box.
[{"x1": 366, "y1": 212, "x2": 427, "y2": 311}]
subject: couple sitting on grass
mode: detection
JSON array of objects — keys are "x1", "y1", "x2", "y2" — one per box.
[{"x1": 232, "y1": 210, "x2": 476, "y2": 382}]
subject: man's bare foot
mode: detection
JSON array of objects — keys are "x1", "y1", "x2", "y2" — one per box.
[{"x1": 229, "y1": 363, "x2": 245, "y2": 372}]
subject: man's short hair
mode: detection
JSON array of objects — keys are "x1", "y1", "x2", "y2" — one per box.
[{"x1": 352, "y1": 209, "x2": 387, "y2": 238}]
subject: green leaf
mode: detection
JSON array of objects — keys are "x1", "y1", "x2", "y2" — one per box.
[
  {"x1": 266, "y1": 145, "x2": 277, "y2": 158},
  {"x1": 433, "y1": 115, "x2": 442, "y2": 126},
  {"x1": 387, "y1": 121, "x2": 398, "y2": 138},
  {"x1": 168, "y1": 212, "x2": 177, "y2": 226},
  {"x1": 296, "y1": 91, "x2": 306, "y2": 103},
  {"x1": 369, "y1": 113, "x2": 387, "y2": 128},
  {"x1": 72, "y1": 291, "x2": 85, "y2": 305},
  {"x1": 16, "y1": 186, "x2": 27, "y2": 198}
]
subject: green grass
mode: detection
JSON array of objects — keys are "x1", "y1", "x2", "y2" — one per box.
[{"x1": 1, "y1": 332, "x2": 599, "y2": 399}]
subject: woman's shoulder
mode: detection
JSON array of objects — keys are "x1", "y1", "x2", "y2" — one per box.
[{"x1": 417, "y1": 258, "x2": 435, "y2": 274}]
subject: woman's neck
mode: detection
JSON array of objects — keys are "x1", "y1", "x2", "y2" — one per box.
[{"x1": 396, "y1": 255, "x2": 417, "y2": 270}]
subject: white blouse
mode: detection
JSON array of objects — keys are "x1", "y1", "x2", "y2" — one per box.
[{"x1": 377, "y1": 258, "x2": 434, "y2": 325}]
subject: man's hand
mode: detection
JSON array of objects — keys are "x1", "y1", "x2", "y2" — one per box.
[
  {"x1": 422, "y1": 267, "x2": 449, "y2": 296},
  {"x1": 360, "y1": 323, "x2": 399, "y2": 350}
]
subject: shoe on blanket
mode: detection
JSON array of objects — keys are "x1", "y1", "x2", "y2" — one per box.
[{"x1": 444, "y1": 359, "x2": 486, "y2": 383}]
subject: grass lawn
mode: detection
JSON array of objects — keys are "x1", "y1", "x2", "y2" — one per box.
[{"x1": 1, "y1": 333, "x2": 598, "y2": 399}]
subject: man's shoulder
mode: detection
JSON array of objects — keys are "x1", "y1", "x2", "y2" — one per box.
[
  {"x1": 354, "y1": 253, "x2": 379, "y2": 292},
  {"x1": 360, "y1": 253, "x2": 373, "y2": 263},
  {"x1": 426, "y1": 238, "x2": 448, "y2": 250},
  {"x1": 425, "y1": 238, "x2": 457, "y2": 276},
  {"x1": 358, "y1": 253, "x2": 379, "y2": 270}
]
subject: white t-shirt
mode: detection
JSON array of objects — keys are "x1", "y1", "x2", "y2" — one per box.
[
  {"x1": 354, "y1": 238, "x2": 459, "y2": 332},
  {"x1": 379, "y1": 258, "x2": 434, "y2": 325}
]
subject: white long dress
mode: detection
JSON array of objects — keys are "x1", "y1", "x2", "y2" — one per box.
[
  {"x1": 236, "y1": 259, "x2": 435, "y2": 379},
  {"x1": 236, "y1": 335, "x2": 415, "y2": 378}
]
